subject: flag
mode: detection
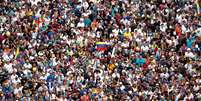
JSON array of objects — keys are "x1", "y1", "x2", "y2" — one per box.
[
  {"x1": 95, "y1": 42, "x2": 109, "y2": 51},
  {"x1": 196, "y1": 0, "x2": 201, "y2": 15},
  {"x1": 14, "y1": 47, "x2": 20, "y2": 59},
  {"x1": 32, "y1": 19, "x2": 35, "y2": 25},
  {"x1": 58, "y1": 0, "x2": 62, "y2": 16},
  {"x1": 50, "y1": 0, "x2": 54, "y2": 20},
  {"x1": 40, "y1": 15, "x2": 45, "y2": 23},
  {"x1": 111, "y1": 47, "x2": 116, "y2": 58}
]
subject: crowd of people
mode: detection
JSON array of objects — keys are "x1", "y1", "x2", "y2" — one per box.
[{"x1": 0, "y1": 0, "x2": 201, "y2": 100}]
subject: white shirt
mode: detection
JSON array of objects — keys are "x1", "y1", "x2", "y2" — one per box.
[
  {"x1": 4, "y1": 63, "x2": 13, "y2": 73},
  {"x1": 30, "y1": 0, "x2": 41, "y2": 6},
  {"x1": 52, "y1": 58, "x2": 58, "y2": 66},
  {"x1": 185, "y1": 52, "x2": 195, "y2": 58},
  {"x1": 14, "y1": 87, "x2": 23, "y2": 95},
  {"x1": 24, "y1": 63, "x2": 32, "y2": 69},
  {"x1": 166, "y1": 39, "x2": 172, "y2": 46},
  {"x1": 141, "y1": 45, "x2": 149, "y2": 52},
  {"x1": 82, "y1": 1, "x2": 89, "y2": 10},
  {"x1": 23, "y1": 69, "x2": 32, "y2": 77},
  {"x1": 181, "y1": 25, "x2": 187, "y2": 33},
  {"x1": 77, "y1": 22, "x2": 85, "y2": 28}
]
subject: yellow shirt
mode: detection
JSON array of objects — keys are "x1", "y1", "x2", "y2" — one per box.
[
  {"x1": 108, "y1": 64, "x2": 116, "y2": 71},
  {"x1": 124, "y1": 32, "x2": 131, "y2": 38},
  {"x1": 26, "y1": 11, "x2": 33, "y2": 16}
]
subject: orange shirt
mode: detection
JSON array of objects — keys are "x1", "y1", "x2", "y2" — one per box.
[
  {"x1": 81, "y1": 95, "x2": 89, "y2": 101},
  {"x1": 108, "y1": 63, "x2": 116, "y2": 71},
  {"x1": 175, "y1": 25, "x2": 182, "y2": 37},
  {"x1": 4, "y1": 48, "x2": 10, "y2": 54},
  {"x1": 91, "y1": 20, "x2": 98, "y2": 29}
]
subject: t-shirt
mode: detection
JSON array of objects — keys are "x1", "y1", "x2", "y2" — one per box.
[
  {"x1": 4, "y1": 63, "x2": 13, "y2": 73},
  {"x1": 135, "y1": 58, "x2": 146, "y2": 65},
  {"x1": 84, "y1": 18, "x2": 92, "y2": 27}
]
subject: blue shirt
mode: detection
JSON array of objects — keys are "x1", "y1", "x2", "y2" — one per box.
[
  {"x1": 48, "y1": 31, "x2": 54, "y2": 37},
  {"x1": 46, "y1": 74, "x2": 55, "y2": 82},
  {"x1": 84, "y1": 18, "x2": 92, "y2": 27},
  {"x1": 186, "y1": 36, "x2": 195, "y2": 48},
  {"x1": 111, "y1": 8, "x2": 116, "y2": 17},
  {"x1": 135, "y1": 58, "x2": 146, "y2": 65},
  {"x1": 2, "y1": 86, "x2": 11, "y2": 94}
]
